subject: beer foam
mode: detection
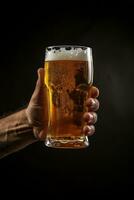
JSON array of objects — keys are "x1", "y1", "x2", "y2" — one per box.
[{"x1": 45, "y1": 46, "x2": 92, "y2": 61}]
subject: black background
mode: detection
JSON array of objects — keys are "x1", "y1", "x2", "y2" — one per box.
[{"x1": 0, "y1": 1, "x2": 133, "y2": 197}]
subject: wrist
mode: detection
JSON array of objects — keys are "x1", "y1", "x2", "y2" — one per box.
[
  {"x1": 24, "y1": 109, "x2": 38, "y2": 140},
  {"x1": 25, "y1": 108, "x2": 42, "y2": 140}
]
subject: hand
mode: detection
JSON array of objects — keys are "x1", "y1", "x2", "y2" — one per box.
[
  {"x1": 26, "y1": 68, "x2": 99, "y2": 140},
  {"x1": 83, "y1": 86, "x2": 99, "y2": 136}
]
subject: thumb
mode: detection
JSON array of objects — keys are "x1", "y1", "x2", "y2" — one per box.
[
  {"x1": 37, "y1": 68, "x2": 44, "y2": 87},
  {"x1": 30, "y1": 68, "x2": 45, "y2": 105}
]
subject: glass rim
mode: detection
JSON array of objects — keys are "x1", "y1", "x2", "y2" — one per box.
[{"x1": 46, "y1": 45, "x2": 92, "y2": 49}]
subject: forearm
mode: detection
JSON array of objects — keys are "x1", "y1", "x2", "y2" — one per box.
[{"x1": 0, "y1": 109, "x2": 37, "y2": 159}]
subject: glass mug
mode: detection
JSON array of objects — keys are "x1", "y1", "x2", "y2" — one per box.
[{"x1": 44, "y1": 45, "x2": 93, "y2": 149}]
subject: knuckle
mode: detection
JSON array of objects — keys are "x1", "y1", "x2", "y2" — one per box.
[{"x1": 86, "y1": 112, "x2": 97, "y2": 124}]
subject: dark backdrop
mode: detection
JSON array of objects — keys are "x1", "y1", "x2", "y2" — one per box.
[{"x1": 0, "y1": 1, "x2": 133, "y2": 197}]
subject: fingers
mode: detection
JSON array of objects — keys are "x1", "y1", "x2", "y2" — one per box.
[
  {"x1": 83, "y1": 112, "x2": 97, "y2": 136},
  {"x1": 83, "y1": 112, "x2": 97, "y2": 124},
  {"x1": 37, "y1": 68, "x2": 44, "y2": 86},
  {"x1": 88, "y1": 86, "x2": 99, "y2": 98},
  {"x1": 30, "y1": 68, "x2": 45, "y2": 105},
  {"x1": 83, "y1": 125, "x2": 95, "y2": 136},
  {"x1": 34, "y1": 68, "x2": 44, "y2": 91},
  {"x1": 83, "y1": 86, "x2": 99, "y2": 136},
  {"x1": 85, "y1": 98, "x2": 99, "y2": 111},
  {"x1": 33, "y1": 128, "x2": 47, "y2": 140}
]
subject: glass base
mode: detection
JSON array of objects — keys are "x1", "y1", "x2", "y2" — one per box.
[{"x1": 45, "y1": 136, "x2": 89, "y2": 149}]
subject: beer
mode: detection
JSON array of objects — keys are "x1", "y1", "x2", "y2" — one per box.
[{"x1": 44, "y1": 46, "x2": 93, "y2": 148}]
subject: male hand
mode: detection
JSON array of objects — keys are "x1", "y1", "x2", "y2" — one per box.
[{"x1": 26, "y1": 68, "x2": 99, "y2": 140}]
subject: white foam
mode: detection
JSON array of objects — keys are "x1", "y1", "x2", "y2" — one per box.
[{"x1": 45, "y1": 47, "x2": 92, "y2": 61}]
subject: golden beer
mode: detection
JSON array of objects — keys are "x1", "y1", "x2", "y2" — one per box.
[{"x1": 44, "y1": 46, "x2": 93, "y2": 148}]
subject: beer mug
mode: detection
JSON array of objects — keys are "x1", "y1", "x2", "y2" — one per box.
[{"x1": 44, "y1": 45, "x2": 93, "y2": 149}]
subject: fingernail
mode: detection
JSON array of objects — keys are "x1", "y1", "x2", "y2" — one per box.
[
  {"x1": 83, "y1": 126, "x2": 91, "y2": 133},
  {"x1": 87, "y1": 125, "x2": 95, "y2": 136},
  {"x1": 88, "y1": 113, "x2": 94, "y2": 123},
  {"x1": 90, "y1": 99, "x2": 96, "y2": 109},
  {"x1": 83, "y1": 125, "x2": 95, "y2": 136},
  {"x1": 83, "y1": 112, "x2": 93, "y2": 122}
]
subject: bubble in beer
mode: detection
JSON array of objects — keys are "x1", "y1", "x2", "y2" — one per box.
[{"x1": 44, "y1": 46, "x2": 93, "y2": 148}]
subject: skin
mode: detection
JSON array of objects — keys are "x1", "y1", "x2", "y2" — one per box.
[
  {"x1": 0, "y1": 68, "x2": 99, "y2": 159},
  {"x1": 26, "y1": 68, "x2": 99, "y2": 139}
]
